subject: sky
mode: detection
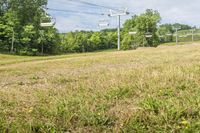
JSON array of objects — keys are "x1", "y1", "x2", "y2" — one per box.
[{"x1": 47, "y1": 0, "x2": 200, "y2": 32}]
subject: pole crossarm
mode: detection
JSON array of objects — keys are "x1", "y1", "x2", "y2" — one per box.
[
  {"x1": 172, "y1": 26, "x2": 181, "y2": 45},
  {"x1": 108, "y1": 8, "x2": 129, "y2": 51},
  {"x1": 109, "y1": 8, "x2": 129, "y2": 17}
]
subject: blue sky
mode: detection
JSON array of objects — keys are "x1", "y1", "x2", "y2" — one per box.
[{"x1": 47, "y1": 0, "x2": 200, "y2": 32}]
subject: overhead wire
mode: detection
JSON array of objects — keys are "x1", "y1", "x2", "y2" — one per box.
[
  {"x1": 45, "y1": 0, "x2": 134, "y2": 30},
  {"x1": 47, "y1": 0, "x2": 135, "y2": 17},
  {"x1": 65, "y1": 0, "x2": 120, "y2": 11},
  {"x1": 46, "y1": 7, "x2": 106, "y2": 16},
  {"x1": 65, "y1": 0, "x2": 135, "y2": 14}
]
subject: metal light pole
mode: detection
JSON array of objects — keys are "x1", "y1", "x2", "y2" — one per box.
[{"x1": 109, "y1": 8, "x2": 129, "y2": 51}]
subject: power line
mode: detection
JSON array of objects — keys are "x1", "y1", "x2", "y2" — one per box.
[
  {"x1": 67, "y1": 0, "x2": 135, "y2": 15},
  {"x1": 46, "y1": 1, "x2": 134, "y2": 51},
  {"x1": 66, "y1": 0, "x2": 120, "y2": 11},
  {"x1": 48, "y1": 0, "x2": 134, "y2": 16},
  {"x1": 46, "y1": 8, "x2": 106, "y2": 16}
]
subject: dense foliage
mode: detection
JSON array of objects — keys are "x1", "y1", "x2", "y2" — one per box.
[
  {"x1": 121, "y1": 9, "x2": 161, "y2": 49},
  {"x1": 61, "y1": 9, "x2": 194, "y2": 52},
  {"x1": 60, "y1": 30, "x2": 117, "y2": 53},
  {"x1": 121, "y1": 10, "x2": 194, "y2": 49},
  {"x1": 0, "y1": 0, "x2": 60, "y2": 55}
]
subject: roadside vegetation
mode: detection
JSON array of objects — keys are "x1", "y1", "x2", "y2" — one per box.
[{"x1": 0, "y1": 43, "x2": 200, "y2": 132}]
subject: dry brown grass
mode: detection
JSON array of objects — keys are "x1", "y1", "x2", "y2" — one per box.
[{"x1": 0, "y1": 43, "x2": 200, "y2": 132}]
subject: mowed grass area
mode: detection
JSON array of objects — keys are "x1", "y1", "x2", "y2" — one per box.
[{"x1": 1, "y1": 43, "x2": 200, "y2": 132}]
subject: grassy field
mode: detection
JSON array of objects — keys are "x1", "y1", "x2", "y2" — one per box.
[{"x1": 1, "y1": 43, "x2": 200, "y2": 132}]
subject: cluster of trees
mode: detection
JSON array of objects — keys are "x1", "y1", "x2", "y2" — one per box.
[
  {"x1": 121, "y1": 9, "x2": 161, "y2": 49},
  {"x1": 62, "y1": 9, "x2": 194, "y2": 52},
  {"x1": 0, "y1": 0, "x2": 60, "y2": 55},
  {"x1": 0, "y1": 1, "x2": 194, "y2": 55},
  {"x1": 60, "y1": 30, "x2": 117, "y2": 53},
  {"x1": 121, "y1": 10, "x2": 194, "y2": 49},
  {"x1": 61, "y1": 9, "x2": 162, "y2": 52}
]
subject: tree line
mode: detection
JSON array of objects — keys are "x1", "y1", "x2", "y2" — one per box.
[
  {"x1": 60, "y1": 30, "x2": 117, "y2": 53},
  {"x1": 0, "y1": 0, "x2": 60, "y2": 55},
  {"x1": 62, "y1": 9, "x2": 193, "y2": 52},
  {"x1": 0, "y1": 0, "x2": 194, "y2": 55}
]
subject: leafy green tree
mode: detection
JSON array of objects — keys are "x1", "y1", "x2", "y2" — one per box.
[
  {"x1": 21, "y1": 25, "x2": 35, "y2": 44},
  {"x1": 157, "y1": 25, "x2": 173, "y2": 43},
  {"x1": 37, "y1": 28, "x2": 60, "y2": 54},
  {"x1": 0, "y1": 0, "x2": 60, "y2": 55},
  {"x1": 80, "y1": 31, "x2": 92, "y2": 52},
  {"x1": 61, "y1": 30, "x2": 118, "y2": 53},
  {"x1": 123, "y1": 15, "x2": 137, "y2": 34},
  {"x1": 0, "y1": 11, "x2": 19, "y2": 51},
  {"x1": 106, "y1": 32, "x2": 117, "y2": 49},
  {"x1": 173, "y1": 23, "x2": 192, "y2": 30},
  {"x1": 88, "y1": 32, "x2": 101, "y2": 51},
  {"x1": 61, "y1": 32, "x2": 77, "y2": 52},
  {"x1": 121, "y1": 33, "x2": 133, "y2": 50},
  {"x1": 122, "y1": 9, "x2": 161, "y2": 49},
  {"x1": 135, "y1": 9, "x2": 161, "y2": 47}
]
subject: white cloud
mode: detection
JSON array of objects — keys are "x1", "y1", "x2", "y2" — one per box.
[{"x1": 48, "y1": 0, "x2": 200, "y2": 32}]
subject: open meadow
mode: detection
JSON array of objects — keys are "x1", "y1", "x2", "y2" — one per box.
[{"x1": 1, "y1": 43, "x2": 200, "y2": 132}]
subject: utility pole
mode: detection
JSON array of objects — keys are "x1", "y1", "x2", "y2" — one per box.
[
  {"x1": 117, "y1": 15, "x2": 120, "y2": 50},
  {"x1": 11, "y1": 28, "x2": 15, "y2": 53},
  {"x1": 176, "y1": 28, "x2": 178, "y2": 45},
  {"x1": 173, "y1": 27, "x2": 181, "y2": 45},
  {"x1": 192, "y1": 28, "x2": 195, "y2": 42},
  {"x1": 109, "y1": 8, "x2": 129, "y2": 51}
]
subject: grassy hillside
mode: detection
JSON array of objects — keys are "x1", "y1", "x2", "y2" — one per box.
[{"x1": 1, "y1": 43, "x2": 200, "y2": 132}]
